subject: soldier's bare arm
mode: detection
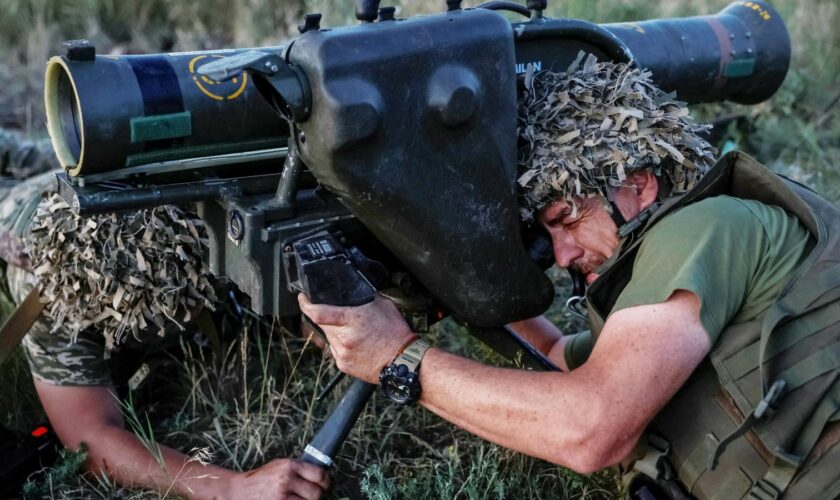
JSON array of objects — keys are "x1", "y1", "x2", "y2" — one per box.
[
  {"x1": 300, "y1": 290, "x2": 710, "y2": 473},
  {"x1": 34, "y1": 381, "x2": 329, "y2": 500},
  {"x1": 507, "y1": 316, "x2": 570, "y2": 371}
]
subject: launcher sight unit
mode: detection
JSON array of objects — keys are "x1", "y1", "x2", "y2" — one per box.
[{"x1": 46, "y1": 0, "x2": 791, "y2": 468}]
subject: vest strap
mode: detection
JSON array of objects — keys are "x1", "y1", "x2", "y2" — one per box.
[
  {"x1": 617, "y1": 202, "x2": 661, "y2": 239},
  {"x1": 708, "y1": 379, "x2": 787, "y2": 471},
  {"x1": 759, "y1": 264, "x2": 840, "y2": 393},
  {"x1": 747, "y1": 451, "x2": 798, "y2": 500},
  {"x1": 790, "y1": 378, "x2": 840, "y2": 462},
  {"x1": 680, "y1": 432, "x2": 719, "y2": 489},
  {"x1": 748, "y1": 477, "x2": 782, "y2": 500},
  {"x1": 746, "y1": 375, "x2": 840, "y2": 498},
  {"x1": 710, "y1": 466, "x2": 753, "y2": 500},
  {"x1": 777, "y1": 343, "x2": 840, "y2": 392},
  {"x1": 725, "y1": 300, "x2": 840, "y2": 382}
]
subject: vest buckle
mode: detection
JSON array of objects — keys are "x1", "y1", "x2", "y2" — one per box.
[{"x1": 754, "y1": 379, "x2": 787, "y2": 419}]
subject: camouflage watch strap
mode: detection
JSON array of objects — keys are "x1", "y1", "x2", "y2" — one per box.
[{"x1": 394, "y1": 338, "x2": 431, "y2": 373}]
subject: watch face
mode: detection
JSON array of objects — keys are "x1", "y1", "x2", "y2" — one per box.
[
  {"x1": 383, "y1": 376, "x2": 411, "y2": 404},
  {"x1": 380, "y1": 364, "x2": 420, "y2": 405}
]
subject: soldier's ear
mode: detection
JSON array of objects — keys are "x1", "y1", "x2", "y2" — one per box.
[{"x1": 626, "y1": 171, "x2": 659, "y2": 210}]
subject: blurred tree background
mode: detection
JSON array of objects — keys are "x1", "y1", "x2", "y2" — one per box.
[
  {"x1": 1, "y1": 0, "x2": 837, "y2": 197},
  {"x1": 0, "y1": 0, "x2": 837, "y2": 498}
]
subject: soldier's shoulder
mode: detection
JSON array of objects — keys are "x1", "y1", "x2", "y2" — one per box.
[{"x1": 0, "y1": 172, "x2": 59, "y2": 267}]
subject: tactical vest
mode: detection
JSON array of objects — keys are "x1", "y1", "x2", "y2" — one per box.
[{"x1": 585, "y1": 151, "x2": 840, "y2": 499}]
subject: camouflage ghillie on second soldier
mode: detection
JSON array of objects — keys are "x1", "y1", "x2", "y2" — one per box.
[
  {"x1": 0, "y1": 129, "x2": 220, "y2": 383},
  {"x1": 516, "y1": 51, "x2": 717, "y2": 220},
  {"x1": 26, "y1": 196, "x2": 219, "y2": 349}
]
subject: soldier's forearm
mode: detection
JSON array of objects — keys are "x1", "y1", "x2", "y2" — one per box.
[
  {"x1": 33, "y1": 381, "x2": 236, "y2": 499},
  {"x1": 81, "y1": 424, "x2": 235, "y2": 499},
  {"x1": 417, "y1": 348, "x2": 608, "y2": 472},
  {"x1": 507, "y1": 316, "x2": 569, "y2": 370}
]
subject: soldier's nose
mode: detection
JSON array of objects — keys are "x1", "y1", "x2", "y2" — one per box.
[{"x1": 552, "y1": 239, "x2": 583, "y2": 269}]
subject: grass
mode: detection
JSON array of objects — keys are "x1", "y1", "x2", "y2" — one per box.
[{"x1": 0, "y1": 0, "x2": 838, "y2": 498}]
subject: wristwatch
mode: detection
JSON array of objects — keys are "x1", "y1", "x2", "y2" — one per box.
[{"x1": 379, "y1": 337, "x2": 431, "y2": 405}]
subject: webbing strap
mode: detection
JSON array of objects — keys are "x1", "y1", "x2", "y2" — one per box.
[
  {"x1": 725, "y1": 301, "x2": 840, "y2": 381},
  {"x1": 710, "y1": 467, "x2": 753, "y2": 500},
  {"x1": 748, "y1": 372, "x2": 840, "y2": 499},
  {"x1": 708, "y1": 380, "x2": 787, "y2": 471},
  {"x1": 682, "y1": 432, "x2": 719, "y2": 489},
  {"x1": 777, "y1": 342, "x2": 840, "y2": 392},
  {"x1": 748, "y1": 477, "x2": 783, "y2": 500},
  {"x1": 0, "y1": 287, "x2": 44, "y2": 365},
  {"x1": 790, "y1": 372, "x2": 840, "y2": 460},
  {"x1": 607, "y1": 199, "x2": 627, "y2": 230},
  {"x1": 759, "y1": 265, "x2": 840, "y2": 394}
]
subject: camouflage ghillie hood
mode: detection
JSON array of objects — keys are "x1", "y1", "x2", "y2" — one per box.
[
  {"x1": 517, "y1": 52, "x2": 717, "y2": 220},
  {"x1": 27, "y1": 195, "x2": 218, "y2": 349}
]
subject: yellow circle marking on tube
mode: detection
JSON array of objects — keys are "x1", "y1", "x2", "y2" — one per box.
[
  {"x1": 45, "y1": 56, "x2": 85, "y2": 176},
  {"x1": 188, "y1": 55, "x2": 248, "y2": 101}
]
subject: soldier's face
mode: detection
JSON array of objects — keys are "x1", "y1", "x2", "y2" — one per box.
[
  {"x1": 538, "y1": 171, "x2": 659, "y2": 284},
  {"x1": 539, "y1": 197, "x2": 620, "y2": 285}
]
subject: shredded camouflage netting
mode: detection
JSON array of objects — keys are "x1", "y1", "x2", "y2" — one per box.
[
  {"x1": 26, "y1": 194, "x2": 218, "y2": 349},
  {"x1": 517, "y1": 51, "x2": 717, "y2": 220}
]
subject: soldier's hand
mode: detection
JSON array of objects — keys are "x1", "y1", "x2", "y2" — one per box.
[
  {"x1": 301, "y1": 317, "x2": 327, "y2": 350},
  {"x1": 227, "y1": 459, "x2": 329, "y2": 500},
  {"x1": 298, "y1": 293, "x2": 415, "y2": 383}
]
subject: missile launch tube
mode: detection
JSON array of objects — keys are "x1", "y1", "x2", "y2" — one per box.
[
  {"x1": 45, "y1": 46, "x2": 288, "y2": 177},
  {"x1": 603, "y1": 1, "x2": 790, "y2": 104},
  {"x1": 512, "y1": 1, "x2": 789, "y2": 105},
  {"x1": 47, "y1": 0, "x2": 790, "y2": 179}
]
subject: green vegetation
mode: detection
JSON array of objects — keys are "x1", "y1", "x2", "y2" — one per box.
[{"x1": 0, "y1": 0, "x2": 837, "y2": 498}]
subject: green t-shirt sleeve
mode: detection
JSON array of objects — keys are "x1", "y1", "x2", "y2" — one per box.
[
  {"x1": 611, "y1": 196, "x2": 809, "y2": 344},
  {"x1": 564, "y1": 330, "x2": 594, "y2": 370}
]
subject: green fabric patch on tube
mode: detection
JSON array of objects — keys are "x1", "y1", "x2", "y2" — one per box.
[
  {"x1": 723, "y1": 59, "x2": 756, "y2": 78},
  {"x1": 130, "y1": 111, "x2": 192, "y2": 143}
]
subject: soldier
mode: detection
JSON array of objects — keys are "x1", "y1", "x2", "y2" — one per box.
[
  {"x1": 300, "y1": 61, "x2": 840, "y2": 499},
  {"x1": 0, "y1": 128, "x2": 56, "y2": 271},
  {"x1": 0, "y1": 128, "x2": 329, "y2": 500}
]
